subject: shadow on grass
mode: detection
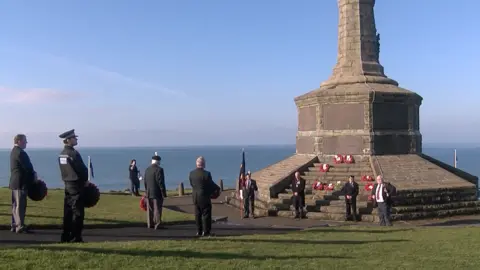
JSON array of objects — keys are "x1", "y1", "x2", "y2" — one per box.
[
  {"x1": 421, "y1": 219, "x2": 480, "y2": 227},
  {"x1": 0, "y1": 213, "x2": 195, "y2": 230},
  {"x1": 1, "y1": 245, "x2": 351, "y2": 260}
]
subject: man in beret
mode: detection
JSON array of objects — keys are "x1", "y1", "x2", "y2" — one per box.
[
  {"x1": 9, "y1": 134, "x2": 37, "y2": 233},
  {"x1": 57, "y1": 129, "x2": 89, "y2": 243},
  {"x1": 189, "y1": 156, "x2": 220, "y2": 237},
  {"x1": 143, "y1": 155, "x2": 167, "y2": 229}
]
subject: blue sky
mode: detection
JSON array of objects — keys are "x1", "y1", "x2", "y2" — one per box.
[{"x1": 0, "y1": 0, "x2": 478, "y2": 147}]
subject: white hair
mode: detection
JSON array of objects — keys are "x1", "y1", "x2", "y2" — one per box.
[{"x1": 196, "y1": 156, "x2": 205, "y2": 168}]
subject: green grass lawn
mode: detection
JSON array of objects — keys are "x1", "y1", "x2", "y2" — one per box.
[
  {"x1": 1, "y1": 226, "x2": 480, "y2": 269},
  {"x1": 0, "y1": 188, "x2": 193, "y2": 226}
]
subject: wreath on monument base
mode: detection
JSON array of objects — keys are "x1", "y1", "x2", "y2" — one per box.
[
  {"x1": 364, "y1": 183, "x2": 374, "y2": 192},
  {"x1": 333, "y1": 154, "x2": 344, "y2": 164},
  {"x1": 361, "y1": 175, "x2": 374, "y2": 182},
  {"x1": 319, "y1": 163, "x2": 330, "y2": 172},
  {"x1": 344, "y1": 155, "x2": 355, "y2": 164}
]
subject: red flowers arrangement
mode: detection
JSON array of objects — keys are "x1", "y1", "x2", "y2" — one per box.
[
  {"x1": 319, "y1": 163, "x2": 330, "y2": 172},
  {"x1": 361, "y1": 175, "x2": 374, "y2": 182},
  {"x1": 364, "y1": 183, "x2": 374, "y2": 192},
  {"x1": 344, "y1": 155, "x2": 355, "y2": 164},
  {"x1": 333, "y1": 154, "x2": 344, "y2": 164},
  {"x1": 312, "y1": 181, "x2": 335, "y2": 191},
  {"x1": 140, "y1": 196, "x2": 147, "y2": 211}
]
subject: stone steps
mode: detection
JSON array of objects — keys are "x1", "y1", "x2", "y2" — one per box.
[
  {"x1": 390, "y1": 206, "x2": 480, "y2": 221},
  {"x1": 303, "y1": 171, "x2": 371, "y2": 177},
  {"x1": 307, "y1": 167, "x2": 372, "y2": 173},
  {"x1": 301, "y1": 175, "x2": 375, "y2": 183},
  {"x1": 312, "y1": 163, "x2": 371, "y2": 168},
  {"x1": 276, "y1": 210, "x2": 378, "y2": 222},
  {"x1": 388, "y1": 200, "x2": 480, "y2": 214}
]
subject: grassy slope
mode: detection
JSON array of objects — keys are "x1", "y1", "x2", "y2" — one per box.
[
  {"x1": 0, "y1": 188, "x2": 193, "y2": 226},
  {"x1": 1, "y1": 226, "x2": 480, "y2": 269}
]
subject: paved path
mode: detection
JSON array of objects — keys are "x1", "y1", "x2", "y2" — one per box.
[
  {"x1": 0, "y1": 223, "x2": 300, "y2": 246},
  {"x1": 164, "y1": 191, "x2": 480, "y2": 228}
]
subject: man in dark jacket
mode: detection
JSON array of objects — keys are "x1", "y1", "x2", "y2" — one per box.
[
  {"x1": 341, "y1": 175, "x2": 359, "y2": 221},
  {"x1": 189, "y1": 156, "x2": 220, "y2": 237},
  {"x1": 9, "y1": 134, "x2": 36, "y2": 233},
  {"x1": 143, "y1": 155, "x2": 167, "y2": 229},
  {"x1": 240, "y1": 171, "x2": 258, "y2": 219},
  {"x1": 371, "y1": 175, "x2": 397, "y2": 226},
  {"x1": 292, "y1": 171, "x2": 306, "y2": 219},
  {"x1": 58, "y1": 129, "x2": 89, "y2": 243}
]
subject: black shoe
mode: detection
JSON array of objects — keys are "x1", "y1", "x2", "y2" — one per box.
[
  {"x1": 196, "y1": 232, "x2": 202, "y2": 237},
  {"x1": 154, "y1": 224, "x2": 165, "y2": 230},
  {"x1": 72, "y1": 237, "x2": 84, "y2": 243},
  {"x1": 202, "y1": 232, "x2": 214, "y2": 237},
  {"x1": 10, "y1": 227, "x2": 15, "y2": 233}
]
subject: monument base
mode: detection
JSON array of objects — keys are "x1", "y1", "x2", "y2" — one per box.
[
  {"x1": 224, "y1": 154, "x2": 480, "y2": 222},
  {"x1": 295, "y1": 83, "x2": 423, "y2": 156}
]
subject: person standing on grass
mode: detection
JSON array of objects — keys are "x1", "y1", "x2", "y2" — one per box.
[
  {"x1": 341, "y1": 175, "x2": 359, "y2": 222},
  {"x1": 143, "y1": 155, "x2": 167, "y2": 230},
  {"x1": 9, "y1": 134, "x2": 37, "y2": 233},
  {"x1": 58, "y1": 129, "x2": 89, "y2": 243},
  {"x1": 189, "y1": 156, "x2": 220, "y2": 237},
  {"x1": 371, "y1": 175, "x2": 397, "y2": 226},
  {"x1": 129, "y1": 159, "x2": 141, "y2": 196}
]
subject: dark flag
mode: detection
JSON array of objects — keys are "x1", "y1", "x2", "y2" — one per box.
[
  {"x1": 88, "y1": 156, "x2": 94, "y2": 179},
  {"x1": 238, "y1": 149, "x2": 245, "y2": 190}
]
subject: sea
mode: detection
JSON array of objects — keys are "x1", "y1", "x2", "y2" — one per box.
[{"x1": 0, "y1": 145, "x2": 479, "y2": 192}]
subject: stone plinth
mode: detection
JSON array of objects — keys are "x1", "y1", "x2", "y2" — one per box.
[{"x1": 295, "y1": 83, "x2": 422, "y2": 155}]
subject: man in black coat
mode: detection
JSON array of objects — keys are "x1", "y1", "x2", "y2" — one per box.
[
  {"x1": 240, "y1": 171, "x2": 258, "y2": 219},
  {"x1": 371, "y1": 175, "x2": 397, "y2": 226},
  {"x1": 9, "y1": 134, "x2": 36, "y2": 233},
  {"x1": 341, "y1": 175, "x2": 359, "y2": 221},
  {"x1": 58, "y1": 129, "x2": 89, "y2": 243},
  {"x1": 292, "y1": 171, "x2": 306, "y2": 219},
  {"x1": 143, "y1": 155, "x2": 167, "y2": 229},
  {"x1": 189, "y1": 156, "x2": 220, "y2": 237}
]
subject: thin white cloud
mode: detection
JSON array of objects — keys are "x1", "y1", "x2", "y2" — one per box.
[
  {"x1": 0, "y1": 86, "x2": 82, "y2": 104},
  {"x1": 33, "y1": 50, "x2": 188, "y2": 98}
]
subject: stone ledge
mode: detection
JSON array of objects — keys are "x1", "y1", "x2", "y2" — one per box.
[{"x1": 373, "y1": 155, "x2": 477, "y2": 190}]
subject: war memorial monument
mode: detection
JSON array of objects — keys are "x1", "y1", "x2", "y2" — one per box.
[{"x1": 225, "y1": 0, "x2": 480, "y2": 222}]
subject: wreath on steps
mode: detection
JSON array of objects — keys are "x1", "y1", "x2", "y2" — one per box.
[
  {"x1": 344, "y1": 155, "x2": 355, "y2": 164},
  {"x1": 365, "y1": 183, "x2": 374, "y2": 192},
  {"x1": 319, "y1": 163, "x2": 330, "y2": 172},
  {"x1": 333, "y1": 154, "x2": 344, "y2": 164},
  {"x1": 312, "y1": 181, "x2": 325, "y2": 190},
  {"x1": 361, "y1": 175, "x2": 374, "y2": 182}
]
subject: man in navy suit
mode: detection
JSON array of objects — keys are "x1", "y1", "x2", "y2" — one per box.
[{"x1": 371, "y1": 175, "x2": 397, "y2": 226}]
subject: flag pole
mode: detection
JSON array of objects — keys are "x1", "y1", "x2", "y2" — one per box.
[
  {"x1": 87, "y1": 156, "x2": 91, "y2": 181},
  {"x1": 454, "y1": 149, "x2": 457, "y2": 168},
  {"x1": 239, "y1": 148, "x2": 245, "y2": 218}
]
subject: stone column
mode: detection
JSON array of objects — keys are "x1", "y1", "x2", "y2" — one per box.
[{"x1": 320, "y1": 0, "x2": 398, "y2": 88}]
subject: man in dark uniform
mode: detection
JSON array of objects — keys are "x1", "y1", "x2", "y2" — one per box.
[
  {"x1": 189, "y1": 156, "x2": 220, "y2": 237},
  {"x1": 143, "y1": 155, "x2": 167, "y2": 229},
  {"x1": 292, "y1": 171, "x2": 306, "y2": 220},
  {"x1": 241, "y1": 171, "x2": 258, "y2": 219},
  {"x1": 341, "y1": 175, "x2": 359, "y2": 221},
  {"x1": 57, "y1": 129, "x2": 89, "y2": 243}
]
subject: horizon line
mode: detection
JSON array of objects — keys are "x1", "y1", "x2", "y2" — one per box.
[{"x1": 0, "y1": 142, "x2": 478, "y2": 151}]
